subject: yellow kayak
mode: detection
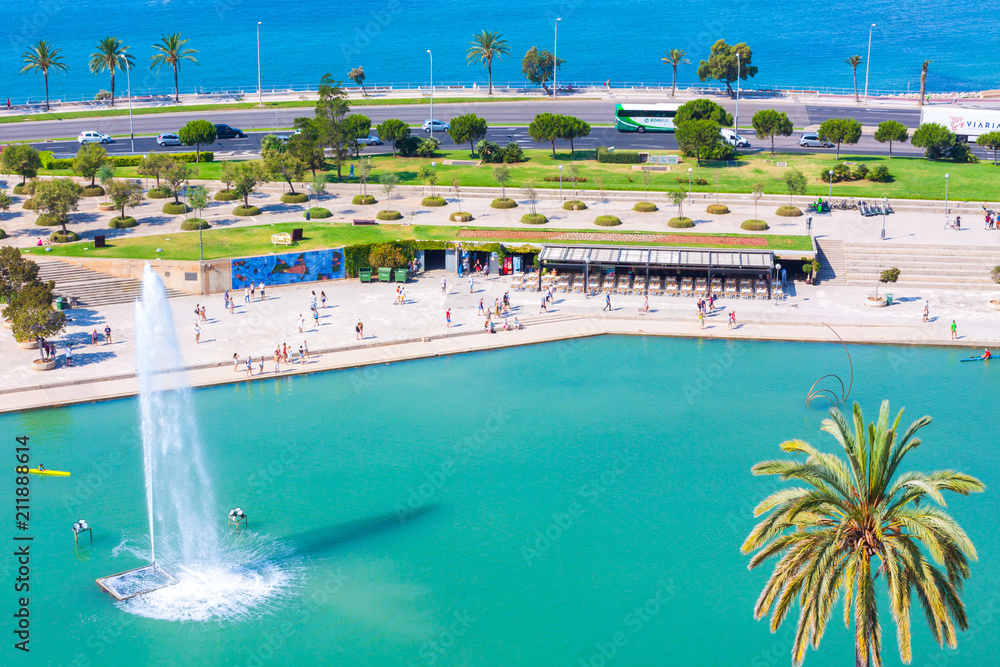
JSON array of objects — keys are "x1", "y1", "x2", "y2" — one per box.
[{"x1": 26, "y1": 469, "x2": 71, "y2": 477}]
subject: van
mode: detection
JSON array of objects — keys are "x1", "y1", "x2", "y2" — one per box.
[{"x1": 720, "y1": 128, "x2": 750, "y2": 148}]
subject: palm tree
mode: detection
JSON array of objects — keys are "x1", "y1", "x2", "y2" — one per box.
[
  {"x1": 467, "y1": 31, "x2": 511, "y2": 96},
  {"x1": 19, "y1": 41, "x2": 70, "y2": 112},
  {"x1": 845, "y1": 55, "x2": 862, "y2": 103},
  {"x1": 149, "y1": 33, "x2": 199, "y2": 104},
  {"x1": 918, "y1": 60, "x2": 932, "y2": 106},
  {"x1": 661, "y1": 49, "x2": 690, "y2": 97},
  {"x1": 89, "y1": 37, "x2": 134, "y2": 106},
  {"x1": 742, "y1": 401, "x2": 984, "y2": 667}
]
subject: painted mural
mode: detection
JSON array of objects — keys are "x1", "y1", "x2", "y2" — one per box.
[{"x1": 231, "y1": 249, "x2": 345, "y2": 289}]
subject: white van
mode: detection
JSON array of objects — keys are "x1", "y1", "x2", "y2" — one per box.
[{"x1": 720, "y1": 128, "x2": 750, "y2": 148}]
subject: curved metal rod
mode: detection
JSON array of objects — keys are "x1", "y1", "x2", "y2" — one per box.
[{"x1": 804, "y1": 324, "x2": 854, "y2": 408}]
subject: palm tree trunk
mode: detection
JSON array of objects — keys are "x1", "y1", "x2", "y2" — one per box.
[
  {"x1": 487, "y1": 57, "x2": 493, "y2": 95},
  {"x1": 110, "y1": 70, "x2": 116, "y2": 107},
  {"x1": 44, "y1": 72, "x2": 50, "y2": 112},
  {"x1": 672, "y1": 66, "x2": 677, "y2": 97},
  {"x1": 853, "y1": 69, "x2": 859, "y2": 103},
  {"x1": 173, "y1": 65, "x2": 180, "y2": 103}
]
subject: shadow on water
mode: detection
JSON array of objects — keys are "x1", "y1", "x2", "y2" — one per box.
[{"x1": 283, "y1": 505, "x2": 439, "y2": 557}]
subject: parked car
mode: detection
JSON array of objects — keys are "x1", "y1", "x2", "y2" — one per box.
[
  {"x1": 214, "y1": 124, "x2": 246, "y2": 139},
  {"x1": 422, "y1": 119, "x2": 449, "y2": 133},
  {"x1": 156, "y1": 133, "x2": 182, "y2": 147},
  {"x1": 799, "y1": 133, "x2": 834, "y2": 148},
  {"x1": 356, "y1": 135, "x2": 383, "y2": 146},
  {"x1": 720, "y1": 128, "x2": 750, "y2": 148},
  {"x1": 78, "y1": 131, "x2": 111, "y2": 144}
]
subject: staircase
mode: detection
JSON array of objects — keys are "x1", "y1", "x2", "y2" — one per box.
[
  {"x1": 33, "y1": 259, "x2": 187, "y2": 307},
  {"x1": 843, "y1": 243, "x2": 1000, "y2": 290},
  {"x1": 814, "y1": 239, "x2": 847, "y2": 285}
]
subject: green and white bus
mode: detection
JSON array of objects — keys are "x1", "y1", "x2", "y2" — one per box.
[{"x1": 614, "y1": 103, "x2": 680, "y2": 133}]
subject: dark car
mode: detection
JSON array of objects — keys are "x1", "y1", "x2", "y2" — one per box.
[{"x1": 214, "y1": 124, "x2": 246, "y2": 139}]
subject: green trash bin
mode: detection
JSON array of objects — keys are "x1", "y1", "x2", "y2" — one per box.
[
  {"x1": 378, "y1": 267, "x2": 392, "y2": 282},
  {"x1": 886, "y1": 293, "x2": 893, "y2": 306},
  {"x1": 394, "y1": 268, "x2": 408, "y2": 283},
  {"x1": 55, "y1": 297, "x2": 65, "y2": 310},
  {"x1": 359, "y1": 268, "x2": 372, "y2": 283}
]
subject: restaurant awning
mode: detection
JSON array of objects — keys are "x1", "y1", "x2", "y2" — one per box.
[{"x1": 538, "y1": 245, "x2": 774, "y2": 273}]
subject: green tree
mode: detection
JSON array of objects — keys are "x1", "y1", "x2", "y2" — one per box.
[
  {"x1": 219, "y1": 160, "x2": 236, "y2": 193},
  {"x1": 264, "y1": 147, "x2": 307, "y2": 194},
  {"x1": 911, "y1": 123, "x2": 955, "y2": 160},
  {"x1": 376, "y1": 118, "x2": 410, "y2": 157},
  {"x1": 344, "y1": 114, "x2": 373, "y2": 157},
  {"x1": 73, "y1": 143, "x2": 110, "y2": 187},
  {"x1": 451, "y1": 175, "x2": 463, "y2": 213},
  {"x1": 751, "y1": 180, "x2": 765, "y2": 221},
  {"x1": 467, "y1": 31, "x2": 511, "y2": 96},
  {"x1": 521, "y1": 46, "x2": 562, "y2": 95},
  {"x1": 528, "y1": 112, "x2": 564, "y2": 158},
  {"x1": 348, "y1": 66, "x2": 367, "y2": 96},
  {"x1": 357, "y1": 159, "x2": 371, "y2": 197},
  {"x1": 0, "y1": 189, "x2": 11, "y2": 219},
  {"x1": 559, "y1": 116, "x2": 591, "y2": 155},
  {"x1": 751, "y1": 109, "x2": 793, "y2": 154},
  {"x1": 149, "y1": 32, "x2": 198, "y2": 103},
  {"x1": 0, "y1": 246, "x2": 40, "y2": 307},
  {"x1": 33, "y1": 178, "x2": 82, "y2": 236},
  {"x1": 19, "y1": 40, "x2": 69, "y2": 112},
  {"x1": 845, "y1": 55, "x2": 863, "y2": 103},
  {"x1": 186, "y1": 185, "x2": 208, "y2": 221},
  {"x1": 290, "y1": 117, "x2": 326, "y2": 175},
  {"x1": 378, "y1": 172, "x2": 399, "y2": 213},
  {"x1": 742, "y1": 401, "x2": 984, "y2": 667},
  {"x1": 315, "y1": 74, "x2": 351, "y2": 180},
  {"x1": 818, "y1": 118, "x2": 863, "y2": 159},
  {"x1": 162, "y1": 160, "x2": 193, "y2": 204},
  {"x1": 493, "y1": 165, "x2": 511, "y2": 200},
  {"x1": 8, "y1": 280, "x2": 65, "y2": 344},
  {"x1": 416, "y1": 137, "x2": 440, "y2": 158},
  {"x1": 448, "y1": 113, "x2": 489, "y2": 156},
  {"x1": 138, "y1": 152, "x2": 172, "y2": 188},
  {"x1": 783, "y1": 167, "x2": 807, "y2": 206},
  {"x1": 975, "y1": 131, "x2": 1000, "y2": 166},
  {"x1": 567, "y1": 163, "x2": 581, "y2": 198},
  {"x1": 177, "y1": 118, "x2": 216, "y2": 162},
  {"x1": 675, "y1": 118, "x2": 721, "y2": 166},
  {"x1": 696, "y1": 40, "x2": 757, "y2": 97},
  {"x1": 675, "y1": 98, "x2": 733, "y2": 127},
  {"x1": 873, "y1": 120, "x2": 909, "y2": 159},
  {"x1": 669, "y1": 190, "x2": 687, "y2": 219},
  {"x1": 919, "y1": 60, "x2": 931, "y2": 106},
  {"x1": 662, "y1": 49, "x2": 690, "y2": 97},
  {"x1": 105, "y1": 178, "x2": 144, "y2": 220},
  {"x1": 231, "y1": 162, "x2": 267, "y2": 208},
  {"x1": 419, "y1": 163, "x2": 439, "y2": 198},
  {"x1": 88, "y1": 37, "x2": 134, "y2": 106},
  {"x1": 0, "y1": 144, "x2": 42, "y2": 185}
]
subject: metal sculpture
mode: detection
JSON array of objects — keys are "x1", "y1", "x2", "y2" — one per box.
[{"x1": 805, "y1": 324, "x2": 854, "y2": 407}]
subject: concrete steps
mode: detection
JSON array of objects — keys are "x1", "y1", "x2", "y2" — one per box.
[
  {"x1": 33, "y1": 259, "x2": 187, "y2": 307},
  {"x1": 843, "y1": 243, "x2": 1000, "y2": 289},
  {"x1": 815, "y1": 239, "x2": 847, "y2": 285}
]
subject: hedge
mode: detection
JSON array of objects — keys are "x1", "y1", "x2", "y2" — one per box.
[
  {"x1": 491, "y1": 198, "x2": 518, "y2": 209},
  {"x1": 12, "y1": 184, "x2": 27, "y2": 195},
  {"x1": 0, "y1": 229, "x2": 6, "y2": 240},
  {"x1": 633, "y1": 202, "x2": 657, "y2": 212},
  {"x1": 214, "y1": 190, "x2": 240, "y2": 201},
  {"x1": 35, "y1": 214, "x2": 61, "y2": 226},
  {"x1": 306, "y1": 207, "x2": 332, "y2": 219},
  {"x1": 162, "y1": 202, "x2": 191, "y2": 214},
  {"x1": 233, "y1": 205, "x2": 261, "y2": 216},
  {"x1": 740, "y1": 220, "x2": 769, "y2": 231},
  {"x1": 343, "y1": 240, "x2": 540, "y2": 278},
  {"x1": 596, "y1": 146, "x2": 641, "y2": 164},
  {"x1": 352, "y1": 194, "x2": 377, "y2": 205},
  {"x1": 521, "y1": 213, "x2": 547, "y2": 224},
  {"x1": 668, "y1": 217, "x2": 694, "y2": 228},
  {"x1": 595, "y1": 215, "x2": 622, "y2": 226},
  {"x1": 147, "y1": 187, "x2": 172, "y2": 199},
  {"x1": 376, "y1": 210, "x2": 403, "y2": 221},
  {"x1": 109, "y1": 216, "x2": 139, "y2": 228},
  {"x1": 563, "y1": 200, "x2": 587, "y2": 210},
  {"x1": 21, "y1": 199, "x2": 38, "y2": 210},
  {"x1": 280, "y1": 193, "x2": 309, "y2": 204},
  {"x1": 422, "y1": 196, "x2": 447, "y2": 207},
  {"x1": 707, "y1": 204, "x2": 730, "y2": 214},
  {"x1": 50, "y1": 231, "x2": 79, "y2": 243},
  {"x1": 180, "y1": 218, "x2": 210, "y2": 230},
  {"x1": 82, "y1": 186, "x2": 105, "y2": 197},
  {"x1": 450, "y1": 212, "x2": 473, "y2": 222},
  {"x1": 43, "y1": 152, "x2": 214, "y2": 170},
  {"x1": 776, "y1": 206, "x2": 803, "y2": 217}
]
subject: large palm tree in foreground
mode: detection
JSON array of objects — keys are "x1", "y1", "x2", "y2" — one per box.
[
  {"x1": 467, "y1": 31, "x2": 511, "y2": 96},
  {"x1": 20, "y1": 40, "x2": 69, "y2": 111},
  {"x1": 742, "y1": 401, "x2": 984, "y2": 667},
  {"x1": 89, "y1": 37, "x2": 134, "y2": 106},
  {"x1": 150, "y1": 33, "x2": 199, "y2": 103}
]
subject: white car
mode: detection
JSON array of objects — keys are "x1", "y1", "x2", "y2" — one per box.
[
  {"x1": 156, "y1": 133, "x2": 182, "y2": 147},
  {"x1": 78, "y1": 131, "x2": 111, "y2": 144},
  {"x1": 799, "y1": 133, "x2": 835, "y2": 148},
  {"x1": 422, "y1": 119, "x2": 449, "y2": 133},
  {"x1": 720, "y1": 128, "x2": 750, "y2": 148}
]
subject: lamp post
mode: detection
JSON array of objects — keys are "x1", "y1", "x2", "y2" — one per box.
[
  {"x1": 431, "y1": 161, "x2": 436, "y2": 197},
  {"x1": 828, "y1": 169, "x2": 834, "y2": 199},
  {"x1": 559, "y1": 164, "x2": 564, "y2": 199},
  {"x1": 688, "y1": 167, "x2": 693, "y2": 195},
  {"x1": 119, "y1": 55, "x2": 134, "y2": 154},
  {"x1": 427, "y1": 49, "x2": 434, "y2": 137},
  {"x1": 734, "y1": 52, "x2": 741, "y2": 140},
  {"x1": 553, "y1": 18, "x2": 561, "y2": 100},
  {"x1": 256, "y1": 22, "x2": 263, "y2": 108},
  {"x1": 863, "y1": 23, "x2": 876, "y2": 105},
  {"x1": 944, "y1": 173, "x2": 950, "y2": 216},
  {"x1": 881, "y1": 196, "x2": 888, "y2": 240}
]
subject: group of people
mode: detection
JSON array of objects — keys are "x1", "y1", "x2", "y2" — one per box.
[{"x1": 90, "y1": 325, "x2": 113, "y2": 345}]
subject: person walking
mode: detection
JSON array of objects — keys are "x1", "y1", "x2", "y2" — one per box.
[
  {"x1": 194, "y1": 323, "x2": 201, "y2": 343},
  {"x1": 441, "y1": 277, "x2": 448, "y2": 295},
  {"x1": 951, "y1": 320, "x2": 958, "y2": 339},
  {"x1": 446, "y1": 309, "x2": 451, "y2": 327},
  {"x1": 229, "y1": 298, "x2": 236, "y2": 314},
  {"x1": 698, "y1": 312, "x2": 705, "y2": 329},
  {"x1": 540, "y1": 296, "x2": 548, "y2": 313},
  {"x1": 303, "y1": 340, "x2": 309, "y2": 359},
  {"x1": 274, "y1": 347, "x2": 281, "y2": 373},
  {"x1": 321, "y1": 291, "x2": 327, "y2": 308},
  {"x1": 604, "y1": 293, "x2": 612, "y2": 311},
  {"x1": 469, "y1": 276, "x2": 474, "y2": 293},
  {"x1": 356, "y1": 321, "x2": 364, "y2": 340},
  {"x1": 91, "y1": 329, "x2": 99, "y2": 345},
  {"x1": 64, "y1": 344, "x2": 73, "y2": 367},
  {"x1": 104, "y1": 325, "x2": 112, "y2": 345},
  {"x1": 200, "y1": 306, "x2": 207, "y2": 322},
  {"x1": 233, "y1": 353, "x2": 240, "y2": 371},
  {"x1": 644, "y1": 295, "x2": 649, "y2": 313},
  {"x1": 478, "y1": 299, "x2": 485, "y2": 315},
  {"x1": 313, "y1": 309, "x2": 320, "y2": 328},
  {"x1": 298, "y1": 315, "x2": 305, "y2": 333},
  {"x1": 250, "y1": 282, "x2": 255, "y2": 300},
  {"x1": 282, "y1": 343, "x2": 288, "y2": 363},
  {"x1": 244, "y1": 286, "x2": 250, "y2": 304},
  {"x1": 258, "y1": 355, "x2": 264, "y2": 374},
  {"x1": 923, "y1": 301, "x2": 930, "y2": 323},
  {"x1": 245, "y1": 356, "x2": 253, "y2": 377}
]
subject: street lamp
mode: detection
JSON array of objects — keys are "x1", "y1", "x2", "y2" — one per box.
[
  {"x1": 427, "y1": 50, "x2": 434, "y2": 137},
  {"x1": 881, "y1": 196, "x2": 888, "y2": 240},
  {"x1": 828, "y1": 169, "x2": 834, "y2": 198},
  {"x1": 256, "y1": 22, "x2": 263, "y2": 108},
  {"x1": 734, "y1": 52, "x2": 741, "y2": 142},
  {"x1": 559, "y1": 164, "x2": 564, "y2": 199},
  {"x1": 688, "y1": 167, "x2": 693, "y2": 194},
  {"x1": 118, "y1": 55, "x2": 134, "y2": 154},
  {"x1": 944, "y1": 173, "x2": 950, "y2": 216},
  {"x1": 553, "y1": 18, "x2": 561, "y2": 100},
  {"x1": 863, "y1": 23, "x2": 876, "y2": 105},
  {"x1": 430, "y1": 161, "x2": 436, "y2": 197}
]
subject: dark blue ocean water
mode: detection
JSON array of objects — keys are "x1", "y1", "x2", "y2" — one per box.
[{"x1": 0, "y1": 0, "x2": 995, "y2": 104}]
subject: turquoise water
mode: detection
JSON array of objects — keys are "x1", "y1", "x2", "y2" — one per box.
[
  {"x1": 2, "y1": 336, "x2": 998, "y2": 666},
  {"x1": 0, "y1": 0, "x2": 995, "y2": 104}
]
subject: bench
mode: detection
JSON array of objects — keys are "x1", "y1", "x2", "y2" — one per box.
[
  {"x1": 352, "y1": 219, "x2": 378, "y2": 226},
  {"x1": 271, "y1": 232, "x2": 293, "y2": 246}
]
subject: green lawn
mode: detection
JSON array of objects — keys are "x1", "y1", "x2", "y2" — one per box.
[{"x1": 23, "y1": 222, "x2": 811, "y2": 261}]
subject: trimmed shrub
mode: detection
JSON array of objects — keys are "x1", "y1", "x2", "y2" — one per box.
[
  {"x1": 695, "y1": 178, "x2": 709, "y2": 186},
  {"x1": 596, "y1": 146, "x2": 641, "y2": 164},
  {"x1": 46, "y1": 158, "x2": 74, "y2": 170},
  {"x1": 162, "y1": 202, "x2": 191, "y2": 214},
  {"x1": 280, "y1": 193, "x2": 309, "y2": 204},
  {"x1": 707, "y1": 204, "x2": 730, "y2": 214},
  {"x1": 776, "y1": 206, "x2": 803, "y2": 217},
  {"x1": 21, "y1": 198, "x2": 38, "y2": 210},
  {"x1": 0, "y1": 229, "x2": 6, "y2": 240},
  {"x1": 35, "y1": 214, "x2": 61, "y2": 226},
  {"x1": 108, "y1": 216, "x2": 139, "y2": 228},
  {"x1": 852, "y1": 163, "x2": 869, "y2": 180},
  {"x1": 352, "y1": 194, "x2": 377, "y2": 205},
  {"x1": 233, "y1": 205, "x2": 261, "y2": 216},
  {"x1": 306, "y1": 207, "x2": 332, "y2": 219},
  {"x1": 867, "y1": 164, "x2": 892, "y2": 182},
  {"x1": 491, "y1": 198, "x2": 518, "y2": 209},
  {"x1": 180, "y1": 218, "x2": 210, "y2": 230},
  {"x1": 50, "y1": 231, "x2": 79, "y2": 243},
  {"x1": 376, "y1": 210, "x2": 403, "y2": 221},
  {"x1": 634, "y1": 202, "x2": 658, "y2": 212},
  {"x1": 421, "y1": 196, "x2": 447, "y2": 207},
  {"x1": 214, "y1": 189, "x2": 240, "y2": 201},
  {"x1": 521, "y1": 213, "x2": 548, "y2": 224},
  {"x1": 595, "y1": 215, "x2": 622, "y2": 226},
  {"x1": 12, "y1": 184, "x2": 27, "y2": 195},
  {"x1": 147, "y1": 186, "x2": 172, "y2": 199},
  {"x1": 563, "y1": 200, "x2": 588, "y2": 210},
  {"x1": 81, "y1": 186, "x2": 105, "y2": 197},
  {"x1": 668, "y1": 217, "x2": 694, "y2": 228},
  {"x1": 450, "y1": 212, "x2": 473, "y2": 222},
  {"x1": 741, "y1": 219, "x2": 769, "y2": 231}
]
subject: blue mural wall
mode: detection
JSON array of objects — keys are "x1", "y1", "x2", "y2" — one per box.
[{"x1": 231, "y1": 249, "x2": 345, "y2": 289}]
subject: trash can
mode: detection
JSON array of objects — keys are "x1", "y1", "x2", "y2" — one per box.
[
  {"x1": 886, "y1": 294, "x2": 893, "y2": 306},
  {"x1": 55, "y1": 297, "x2": 65, "y2": 310},
  {"x1": 305, "y1": 209, "x2": 311, "y2": 221},
  {"x1": 378, "y1": 267, "x2": 392, "y2": 282}
]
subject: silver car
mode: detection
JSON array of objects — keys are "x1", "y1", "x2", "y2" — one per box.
[
  {"x1": 157, "y1": 133, "x2": 182, "y2": 147},
  {"x1": 356, "y1": 135, "x2": 383, "y2": 146},
  {"x1": 422, "y1": 119, "x2": 449, "y2": 133},
  {"x1": 799, "y1": 133, "x2": 834, "y2": 148}
]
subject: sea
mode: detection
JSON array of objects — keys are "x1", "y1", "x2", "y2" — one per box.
[{"x1": 0, "y1": 0, "x2": 996, "y2": 104}]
